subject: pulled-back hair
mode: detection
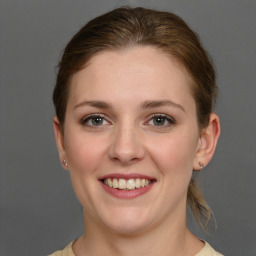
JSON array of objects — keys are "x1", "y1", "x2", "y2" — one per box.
[{"x1": 53, "y1": 7, "x2": 217, "y2": 230}]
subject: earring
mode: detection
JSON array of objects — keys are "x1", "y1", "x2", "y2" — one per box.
[
  {"x1": 62, "y1": 159, "x2": 68, "y2": 167},
  {"x1": 199, "y1": 162, "x2": 204, "y2": 171}
]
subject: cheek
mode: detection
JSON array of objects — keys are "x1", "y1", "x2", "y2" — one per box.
[
  {"x1": 64, "y1": 132, "x2": 107, "y2": 174},
  {"x1": 64, "y1": 132, "x2": 109, "y2": 209},
  {"x1": 145, "y1": 133, "x2": 199, "y2": 215},
  {"x1": 148, "y1": 132, "x2": 198, "y2": 176}
]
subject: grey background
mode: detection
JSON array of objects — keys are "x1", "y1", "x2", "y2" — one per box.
[{"x1": 1, "y1": 0, "x2": 255, "y2": 255}]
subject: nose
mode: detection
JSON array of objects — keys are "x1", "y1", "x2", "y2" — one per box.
[{"x1": 108, "y1": 123, "x2": 145, "y2": 165}]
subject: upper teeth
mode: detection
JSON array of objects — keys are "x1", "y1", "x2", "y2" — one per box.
[{"x1": 104, "y1": 178, "x2": 151, "y2": 190}]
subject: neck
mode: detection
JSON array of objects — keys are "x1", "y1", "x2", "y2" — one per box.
[{"x1": 73, "y1": 207, "x2": 203, "y2": 256}]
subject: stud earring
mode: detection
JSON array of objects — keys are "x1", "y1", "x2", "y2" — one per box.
[
  {"x1": 62, "y1": 159, "x2": 68, "y2": 167},
  {"x1": 199, "y1": 162, "x2": 204, "y2": 171}
]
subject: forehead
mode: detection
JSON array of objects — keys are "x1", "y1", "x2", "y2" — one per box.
[
  {"x1": 68, "y1": 46, "x2": 195, "y2": 109},
  {"x1": 84, "y1": 46, "x2": 192, "y2": 82}
]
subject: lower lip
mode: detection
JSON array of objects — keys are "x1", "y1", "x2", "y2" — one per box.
[{"x1": 100, "y1": 182, "x2": 155, "y2": 199}]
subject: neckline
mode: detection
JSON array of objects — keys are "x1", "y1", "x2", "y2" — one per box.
[{"x1": 65, "y1": 240, "x2": 213, "y2": 256}]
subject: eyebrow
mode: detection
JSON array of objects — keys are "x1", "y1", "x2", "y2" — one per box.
[
  {"x1": 74, "y1": 100, "x2": 112, "y2": 110},
  {"x1": 74, "y1": 99, "x2": 185, "y2": 112},
  {"x1": 141, "y1": 100, "x2": 185, "y2": 112}
]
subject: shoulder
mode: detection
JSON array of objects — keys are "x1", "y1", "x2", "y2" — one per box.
[
  {"x1": 48, "y1": 241, "x2": 75, "y2": 256},
  {"x1": 195, "y1": 241, "x2": 224, "y2": 256}
]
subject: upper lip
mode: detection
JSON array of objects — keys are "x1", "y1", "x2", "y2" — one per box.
[{"x1": 98, "y1": 173, "x2": 156, "y2": 181}]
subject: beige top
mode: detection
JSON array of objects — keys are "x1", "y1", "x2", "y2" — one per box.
[{"x1": 48, "y1": 241, "x2": 224, "y2": 256}]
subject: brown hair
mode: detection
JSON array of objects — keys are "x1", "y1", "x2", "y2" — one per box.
[{"x1": 53, "y1": 7, "x2": 217, "y2": 230}]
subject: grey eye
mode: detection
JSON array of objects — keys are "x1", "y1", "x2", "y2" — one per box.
[
  {"x1": 153, "y1": 116, "x2": 166, "y2": 126},
  {"x1": 91, "y1": 116, "x2": 104, "y2": 126},
  {"x1": 147, "y1": 114, "x2": 176, "y2": 128},
  {"x1": 81, "y1": 114, "x2": 109, "y2": 127}
]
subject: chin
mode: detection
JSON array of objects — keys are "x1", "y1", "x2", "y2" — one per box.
[
  {"x1": 107, "y1": 221, "x2": 151, "y2": 236},
  {"x1": 98, "y1": 208, "x2": 154, "y2": 235}
]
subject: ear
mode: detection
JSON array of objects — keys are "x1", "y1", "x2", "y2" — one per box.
[
  {"x1": 193, "y1": 113, "x2": 221, "y2": 170},
  {"x1": 53, "y1": 116, "x2": 68, "y2": 170}
]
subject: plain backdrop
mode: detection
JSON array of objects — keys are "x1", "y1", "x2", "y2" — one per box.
[{"x1": 1, "y1": 1, "x2": 255, "y2": 255}]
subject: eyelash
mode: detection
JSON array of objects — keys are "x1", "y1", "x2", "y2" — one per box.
[
  {"x1": 80, "y1": 114, "x2": 111, "y2": 127},
  {"x1": 80, "y1": 113, "x2": 176, "y2": 128},
  {"x1": 146, "y1": 114, "x2": 176, "y2": 128}
]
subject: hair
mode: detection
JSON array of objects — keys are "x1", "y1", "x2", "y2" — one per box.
[{"x1": 53, "y1": 7, "x2": 217, "y2": 230}]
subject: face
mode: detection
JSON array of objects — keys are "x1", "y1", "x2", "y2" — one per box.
[{"x1": 55, "y1": 46, "x2": 205, "y2": 234}]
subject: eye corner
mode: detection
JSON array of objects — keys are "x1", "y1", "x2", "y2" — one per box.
[
  {"x1": 144, "y1": 113, "x2": 177, "y2": 128},
  {"x1": 80, "y1": 113, "x2": 112, "y2": 128}
]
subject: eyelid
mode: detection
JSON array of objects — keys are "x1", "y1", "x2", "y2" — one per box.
[
  {"x1": 80, "y1": 113, "x2": 111, "y2": 126},
  {"x1": 80, "y1": 113, "x2": 176, "y2": 128},
  {"x1": 145, "y1": 113, "x2": 176, "y2": 126}
]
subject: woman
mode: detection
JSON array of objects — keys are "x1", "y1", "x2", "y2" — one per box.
[{"x1": 50, "y1": 7, "x2": 222, "y2": 256}]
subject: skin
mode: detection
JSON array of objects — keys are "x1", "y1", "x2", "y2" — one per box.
[{"x1": 54, "y1": 46, "x2": 220, "y2": 256}]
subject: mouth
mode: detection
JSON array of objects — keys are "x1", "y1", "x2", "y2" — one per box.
[
  {"x1": 102, "y1": 178, "x2": 153, "y2": 190},
  {"x1": 99, "y1": 174, "x2": 156, "y2": 199}
]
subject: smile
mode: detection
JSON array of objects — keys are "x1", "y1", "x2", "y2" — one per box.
[
  {"x1": 99, "y1": 174, "x2": 156, "y2": 199},
  {"x1": 103, "y1": 178, "x2": 152, "y2": 190}
]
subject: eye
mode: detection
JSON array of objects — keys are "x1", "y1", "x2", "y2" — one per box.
[
  {"x1": 81, "y1": 114, "x2": 110, "y2": 127},
  {"x1": 147, "y1": 114, "x2": 176, "y2": 127}
]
